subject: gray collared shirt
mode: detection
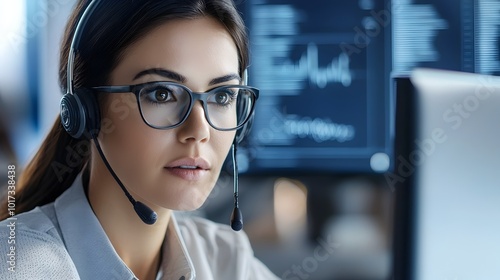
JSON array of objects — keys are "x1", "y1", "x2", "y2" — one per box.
[{"x1": 0, "y1": 174, "x2": 279, "y2": 280}]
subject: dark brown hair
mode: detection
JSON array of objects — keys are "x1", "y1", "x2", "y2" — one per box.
[
  {"x1": 0, "y1": 0, "x2": 249, "y2": 220},
  {"x1": 0, "y1": 108, "x2": 16, "y2": 164}
]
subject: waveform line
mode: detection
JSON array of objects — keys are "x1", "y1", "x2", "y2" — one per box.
[
  {"x1": 251, "y1": 4, "x2": 354, "y2": 93},
  {"x1": 278, "y1": 43, "x2": 352, "y2": 89},
  {"x1": 307, "y1": 43, "x2": 352, "y2": 88}
]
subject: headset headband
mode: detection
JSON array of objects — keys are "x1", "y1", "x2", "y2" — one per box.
[{"x1": 67, "y1": 0, "x2": 102, "y2": 95}]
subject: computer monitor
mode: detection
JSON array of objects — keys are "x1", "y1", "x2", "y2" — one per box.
[
  {"x1": 392, "y1": 68, "x2": 500, "y2": 279},
  {"x1": 236, "y1": 0, "x2": 393, "y2": 174}
]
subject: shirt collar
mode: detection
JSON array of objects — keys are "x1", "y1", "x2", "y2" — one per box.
[
  {"x1": 53, "y1": 173, "x2": 195, "y2": 280},
  {"x1": 157, "y1": 216, "x2": 196, "y2": 280}
]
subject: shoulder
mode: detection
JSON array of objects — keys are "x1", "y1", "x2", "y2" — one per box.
[
  {"x1": 0, "y1": 206, "x2": 79, "y2": 278},
  {"x1": 0, "y1": 204, "x2": 62, "y2": 246}
]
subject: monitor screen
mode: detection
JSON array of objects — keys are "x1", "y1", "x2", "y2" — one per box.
[{"x1": 238, "y1": 0, "x2": 393, "y2": 174}]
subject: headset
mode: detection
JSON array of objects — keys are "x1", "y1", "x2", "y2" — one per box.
[
  {"x1": 60, "y1": 0, "x2": 253, "y2": 230},
  {"x1": 60, "y1": 0, "x2": 101, "y2": 140}
]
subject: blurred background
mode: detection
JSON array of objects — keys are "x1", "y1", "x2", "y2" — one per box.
[{"x1": 1, "y1": 0, "x2": 499, "y2": 279}]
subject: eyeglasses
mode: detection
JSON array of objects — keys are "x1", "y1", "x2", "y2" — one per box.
[{"x1": 92, "y1": 81, "x2": 259, "y2": 131}]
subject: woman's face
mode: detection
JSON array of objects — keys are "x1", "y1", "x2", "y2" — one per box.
[{"x1": 97, "y1": 16, "x2": 238, "y2": 211}]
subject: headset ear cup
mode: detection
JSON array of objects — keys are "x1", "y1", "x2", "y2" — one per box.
[
  {"x1": 60, "y1": 93, "x2": 86, "y2": 139},
  {"x1": 60, "y1": 89, "x2": 100, "y2": 139}
]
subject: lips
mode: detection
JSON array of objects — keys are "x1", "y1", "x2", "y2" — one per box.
[
  {"x1": 164, "y1": 157, "x2": 210, "y2": 181},
  {"x1": 165, "y1": 157, "x2": 210, "y2": 170}
]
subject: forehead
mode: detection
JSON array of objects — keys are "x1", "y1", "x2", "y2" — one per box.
[{"x1": 111, "y1": 16, "x2": 239, "y2": 85}]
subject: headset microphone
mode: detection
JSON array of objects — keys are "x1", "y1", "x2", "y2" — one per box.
[
  {"x1": 229, "y1": 69, "x2": 251, "y2": 231},
  {"x1": 92, "y1": 133, "x2": 158, "y2": 225},
  {"x1": 230, "y1": 142, "x2": 243, "y2": 231}
]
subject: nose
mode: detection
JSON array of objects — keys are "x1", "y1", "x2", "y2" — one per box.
[{"x1": 177, "y1": 101, "x2": 210, "y2": 143}]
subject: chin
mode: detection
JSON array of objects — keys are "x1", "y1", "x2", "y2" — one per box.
[{"x1": 170, "y1": 192, "x2": 210, "y2": 211}]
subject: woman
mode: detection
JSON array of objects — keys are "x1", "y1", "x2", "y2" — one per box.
[{"x1": 0, "y1": 0, "x2": 279, "y2": 279}]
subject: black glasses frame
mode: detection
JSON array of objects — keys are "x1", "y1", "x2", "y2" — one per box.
[{"x1": 92, "y1": 81, "x2": 259, "y2": 131}]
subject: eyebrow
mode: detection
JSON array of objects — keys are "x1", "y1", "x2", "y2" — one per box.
[
  {"x1": 209, "y1": 73, "x2": 241, "y2": 86},
  {"x1": 133, "y1": 68, "x2": 186, "y2": 83},
  {"x1": 133, "y1": 68, "x2": 241, "y2": 86}
]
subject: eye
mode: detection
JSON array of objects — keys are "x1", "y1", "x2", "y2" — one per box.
[
  {"x1": 214, "y1": 92, "x2": 231, "y2": 105},
  {"x1": 142, "y1": 87, "x2": 176, "y2": 104},
  {"x1": 209, "y1": 88, "x2": 237, "y2": 106},
  {"x1": 153, "y1": 89, "x2": 172, "y2": 102}
]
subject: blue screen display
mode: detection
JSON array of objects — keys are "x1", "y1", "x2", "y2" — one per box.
[{"x1": 236, "y1": 0, "x2": 499, "y2": 174}]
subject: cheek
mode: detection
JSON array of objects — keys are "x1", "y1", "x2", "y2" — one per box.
[
  {"x1": 99, "y1": 94, "x2": 139, "y2": 133},
  {"x1": 211, "y1": 130, "x2": 236, "y2": 166},
  {"x1": 98, "y1": 95, "x2": 166, "y2": 171}
]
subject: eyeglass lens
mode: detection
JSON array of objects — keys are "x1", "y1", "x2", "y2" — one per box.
[{"x1": 137, "y1": 83, "x2": 254, "y2": 130}]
